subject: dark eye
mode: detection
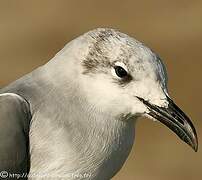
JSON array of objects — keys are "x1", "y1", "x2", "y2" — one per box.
[{"x1": 114, "y1": 66, "x2": 128, "y2": 78}]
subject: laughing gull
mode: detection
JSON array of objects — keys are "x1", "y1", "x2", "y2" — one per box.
[{"x1": 0, "y1": 28, "x2": 198, "y2": 179}]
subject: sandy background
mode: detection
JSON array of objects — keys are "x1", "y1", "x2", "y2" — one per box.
[{"x1": 0, "y1": 1, "x2": 201, "y2": 179}]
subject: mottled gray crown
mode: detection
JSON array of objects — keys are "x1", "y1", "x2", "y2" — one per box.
[
  {"x1": 82, "y1": 28, "x2": 135, "y2": 74},
  {"x1": 82, "y1": 28, "x2": 167, "y2": 87}
]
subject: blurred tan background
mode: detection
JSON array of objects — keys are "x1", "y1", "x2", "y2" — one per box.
[{"x1": 0, "y1": 0, "x2": 201, "y2": 179}]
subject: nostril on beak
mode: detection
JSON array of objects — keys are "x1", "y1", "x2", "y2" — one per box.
[{"x1": 170, "y1": 111, "x2": 184, "y2": 125}]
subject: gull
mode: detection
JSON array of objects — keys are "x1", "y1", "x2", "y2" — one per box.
[{"x1": 0, "y1": 28, "x2": 198, "y2": 179}]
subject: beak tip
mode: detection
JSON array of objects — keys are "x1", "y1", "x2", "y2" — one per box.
[
  {"x1": 192, "y1": 144, "x2": 198, "y2": 152},
  {"x1": 189, "y1": 133, "x2": 198, "y2": 152},
  {"x1": 192, "y1": 139, "x2": 198, "y2": 152}
]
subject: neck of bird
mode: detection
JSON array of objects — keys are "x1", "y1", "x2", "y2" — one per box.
[{"x1": 28, "y1": 65, "x2": 136, "y2": 179}]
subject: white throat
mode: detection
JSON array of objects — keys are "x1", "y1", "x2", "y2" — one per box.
[{"x1": 28, "y1": 83, "x2": 136, "y2": 180}]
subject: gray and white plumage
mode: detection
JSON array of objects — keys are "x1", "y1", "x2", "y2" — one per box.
[{"x1": 0, "y1": 28, "x2": 197, "y2": 179}]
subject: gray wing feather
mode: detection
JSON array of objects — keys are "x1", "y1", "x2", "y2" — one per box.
[{"x1": 0, "y1": 93, "x2": 31, "y2": 177}]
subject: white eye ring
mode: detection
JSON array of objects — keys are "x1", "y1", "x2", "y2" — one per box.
[
  {"x1": 114, "y1": 62, "x2": 128, "y2": 71},
  {"x1": 111, "y1": 62, "x2": 128, "y2": 78}
]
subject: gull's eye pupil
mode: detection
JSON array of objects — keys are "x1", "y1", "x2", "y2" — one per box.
[{"x1": 114, "y1": 66, "x2": 128, "y2": 78}]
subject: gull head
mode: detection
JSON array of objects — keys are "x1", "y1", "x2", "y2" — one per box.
[{"x1": 61, "y1": 28, "x2": 198, "y2": 151}]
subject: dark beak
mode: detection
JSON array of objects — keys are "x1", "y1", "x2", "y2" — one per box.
[{"x1": 137, "y1": 96, "x2": 198, "y2": 152}]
